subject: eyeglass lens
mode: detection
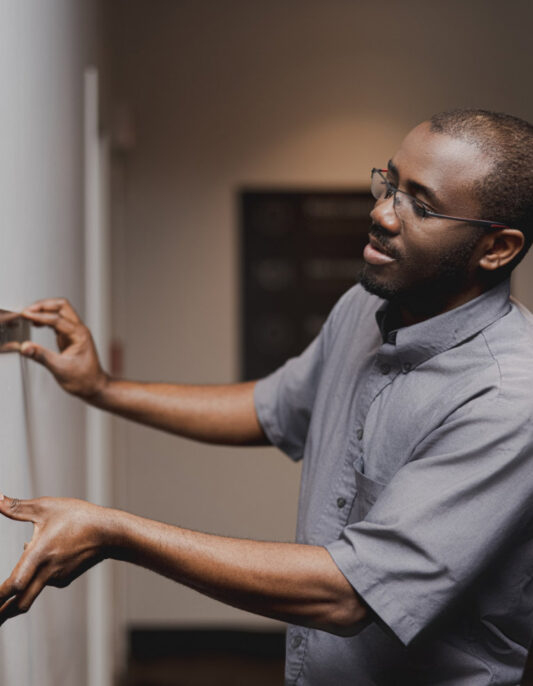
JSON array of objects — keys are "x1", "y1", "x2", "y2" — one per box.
[{"x1": 371, "y1": 170, "x2": 425, "y2": 223}]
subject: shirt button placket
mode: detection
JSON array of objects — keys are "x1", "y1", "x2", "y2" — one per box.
[
  {"x1": 286, "y1": 630, "x2": 306, "y2": 685},
  {"x1": 291, "y1": 635, "x2": 304, "y2": 650}
]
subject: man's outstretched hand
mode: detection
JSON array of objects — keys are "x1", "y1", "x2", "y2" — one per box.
[
  {"x1": 20, "y1": 298, "x2": 108, "y2": 399},
  {"x1": 0, "y1": 494, "x2": 367, "y2": 634},
  {"x1": 0, "y1": 495, "x2": 110, "y2": 626}
]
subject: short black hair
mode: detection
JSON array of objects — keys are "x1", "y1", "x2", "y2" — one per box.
[{"x1": 429, "y1": 108, "x2": 533, "y2": 273}]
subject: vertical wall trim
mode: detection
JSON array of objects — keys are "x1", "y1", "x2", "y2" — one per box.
[{"x1": 84, "y1": 67, "x2": 113, "y2": 686}]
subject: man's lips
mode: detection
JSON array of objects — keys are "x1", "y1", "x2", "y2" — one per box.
[{"x1": 363, "y1": 234, "x2": 397, "y2": 265}]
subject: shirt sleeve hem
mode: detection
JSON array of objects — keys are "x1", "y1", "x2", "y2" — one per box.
[
  {"x1": 254, "y1": 376, "x2": 303, "y2": 461},
  {"x1": 325, "y1": 539, "x2": 422, "y2": 646}
]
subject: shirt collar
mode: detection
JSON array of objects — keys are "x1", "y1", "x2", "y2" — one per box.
[{"x1": 375, "y1": 279, "x2": 512, "y2": 368}]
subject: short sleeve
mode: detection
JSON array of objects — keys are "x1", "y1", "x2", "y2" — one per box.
[
  {"x1": 326, "y1": 397, "x2": 533, "y2": 645},
  {"x1": 254, "y1": 330, "x2": 326, "y2": 461},
  {"x1": 254, "y1": 286, "x2": 360, "y2": 461}
]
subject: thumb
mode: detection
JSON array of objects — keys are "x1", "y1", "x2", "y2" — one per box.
[
  {"x1": 20, "y1": 342, "x2": 62, "y2": 373},
  {"x1": 0, "y1": 495, "x2": 36, "y2": 523}
]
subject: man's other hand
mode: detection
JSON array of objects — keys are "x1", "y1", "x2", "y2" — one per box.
[
  {"x1": 0, "y1": 495, "x2": 109, "y2": 626},
  {"x1": 20, "y1": 298, "x2": 109, "y2": 398}
]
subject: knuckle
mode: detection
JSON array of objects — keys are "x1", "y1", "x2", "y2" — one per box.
[
  {"x1": 9, "y1": 498, "x2": 21, "y2": 514},
  {"x1": 11, "y1": 577, "x2": 25, "y2": 595}
]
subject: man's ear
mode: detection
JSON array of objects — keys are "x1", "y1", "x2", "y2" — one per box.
[{"x1": 478, "y1": 229, "x2": 525, "y2": 271}]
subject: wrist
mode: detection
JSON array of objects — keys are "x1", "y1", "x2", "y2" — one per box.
[
  {"x1": 97, "y1": 507, "x2": 137, "y2": 561},
  {"x1": 93, "y1": 506, "x2": 126, "y2": 559},
  {"x1": 84, "y1": 371, "x2": 112, "y2": 405}
]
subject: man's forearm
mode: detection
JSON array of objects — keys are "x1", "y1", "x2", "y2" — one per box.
[
  {"x1": 19, "y1": 299, "x2": 268, "y2": 446},
  {"x1": 89, "y1": 378, "x2": 269, "y2": 445},
  {"x1": 105, "y1": 508, "x2": 367, "y2": 635}
]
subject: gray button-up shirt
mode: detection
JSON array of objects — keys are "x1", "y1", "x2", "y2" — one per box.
[{"x1": 254, "y1": 279, "x2": 533, "y2": 685}]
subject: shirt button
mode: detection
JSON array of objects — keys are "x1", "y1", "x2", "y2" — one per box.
[
  {"x1": 380, "y1": 363, "x2": 391, "y2": 375},
  {"x1": 337, "y1": 497, "x2": 346, "y2": 509},
  {"x1": 402, "y1": 362, "x2": 412, "y2": 373},
  {"x1": 291, "y1": 635, "x2": 303, "y2": 649},
  {"x1": 356, "y1": 428, "x2": 364, "y2": 440}
]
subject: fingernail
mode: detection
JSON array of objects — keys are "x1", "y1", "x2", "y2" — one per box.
[
  {"x1": 0, "y1": 494, "x2": 5, "y2": 501},
  {"x1": 20, "y1": 343, "x2": 33, "y2": 356}
]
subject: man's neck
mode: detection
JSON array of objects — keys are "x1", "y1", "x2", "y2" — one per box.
[{"x1": 395, "y1": 282, "x2": 488, "y2": 327}]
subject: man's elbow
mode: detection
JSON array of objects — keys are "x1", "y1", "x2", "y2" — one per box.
[{"x1": 320, "y1": 592, "x2": 370, "y2": 637}]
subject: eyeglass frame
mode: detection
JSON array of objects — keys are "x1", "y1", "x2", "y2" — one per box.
[{"x1": 371, "y1": 168, "x2": 516, "y2": 232}]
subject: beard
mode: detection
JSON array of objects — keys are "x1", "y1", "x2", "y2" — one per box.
[{"x1": 360, "y1": 224, "x2": 483, "y2": 313}]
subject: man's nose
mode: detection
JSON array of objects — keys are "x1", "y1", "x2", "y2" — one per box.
[{"x1": 370, "y1": 196, "x2": 401, "y2": 234}]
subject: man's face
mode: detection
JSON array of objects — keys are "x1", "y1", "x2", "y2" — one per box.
[{"x1": 360, "y1": 122, "x2": 494, "y2": 311}]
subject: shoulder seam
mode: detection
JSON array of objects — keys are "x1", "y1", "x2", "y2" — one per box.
[{"x1": 480, "y1": 330, "x2": 502, "y2": 402}]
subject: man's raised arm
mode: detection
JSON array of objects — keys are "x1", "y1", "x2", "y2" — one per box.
[{"x1": 20, "y1": 298, "x2": 268, "y2": 446}]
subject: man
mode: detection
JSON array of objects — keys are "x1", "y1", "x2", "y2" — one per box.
[{"x1": 0, "y1": 109, "x2": 532, "y2": 685}]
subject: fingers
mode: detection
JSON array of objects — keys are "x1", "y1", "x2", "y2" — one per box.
[
  {"x1": 0, "y1": 341, "x2": 22, "y2": 353},
  {"x1": 0, "y1": 575, "x2": 44, "y2": 627},
  {"x1": 0, "y1": 495, "x2": 38, "y2": 523},
  {"x1": 21, "y1": 311, "x2": 77, "y2": 335},
  {"x1": 19, "y1": 342, "x2": 63, "y2": 372},
  {"x1": 22, "y1": 298, "x2": 80, "y2": 324},
  {"x1": 0, "y1": 541, "x2": 40, "y2": 607},
  {"x1": 0, "y1": 495, "x2": 64, "y2": 627}
]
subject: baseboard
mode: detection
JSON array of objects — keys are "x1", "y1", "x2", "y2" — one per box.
[{"x1": 128, "y1": 627, "x2": 286, "y2": 661}]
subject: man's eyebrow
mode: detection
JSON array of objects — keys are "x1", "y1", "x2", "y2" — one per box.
[{"x1": 387, "y1": 159, "x2": 442, "y2": 208}]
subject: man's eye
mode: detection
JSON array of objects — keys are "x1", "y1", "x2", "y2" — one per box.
[{"x1": 411, "y1": 198, "x2": 430, "y2": 218}]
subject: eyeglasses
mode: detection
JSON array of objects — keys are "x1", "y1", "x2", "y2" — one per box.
[{"x1": 371, "y1": 168, "x2": 512, "y2": 231}]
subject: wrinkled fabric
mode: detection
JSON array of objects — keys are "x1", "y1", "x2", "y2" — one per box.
[{"x1": 255, "y1": 280, "x2": 533, "y2": 685}]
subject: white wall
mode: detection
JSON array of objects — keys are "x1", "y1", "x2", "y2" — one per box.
[
  {"x1": 0, "y1": 2, "x2": 101, "y2": 684},
  {"x1": 106, "y1": 0, "x2": 533, "y2": 632}
]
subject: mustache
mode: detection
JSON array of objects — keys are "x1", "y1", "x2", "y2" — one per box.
[{"x1": 369, "y1": 224, "x2": 402, "y2": 260}]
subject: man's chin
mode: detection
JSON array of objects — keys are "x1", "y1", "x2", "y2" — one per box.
[{"x1": 359, "y1": 268, "x2": 400, "y2": 301}]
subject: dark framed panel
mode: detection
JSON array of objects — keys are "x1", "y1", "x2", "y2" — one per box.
[{"x1": 240, "y1": 189, "x2": 373, "y2": 381}]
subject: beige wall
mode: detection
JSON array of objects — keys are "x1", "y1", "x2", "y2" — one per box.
[
  {"x1": 513, "y1": 249, "x2": 533, "y2": 307},
  {"x1": 106, "y1": 0, "x2": 533, "y2": 630}
]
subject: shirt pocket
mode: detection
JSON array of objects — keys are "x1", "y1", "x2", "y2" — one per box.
[{"x1": 350, "y1": 466, "x2": 387, "y2": 522}]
